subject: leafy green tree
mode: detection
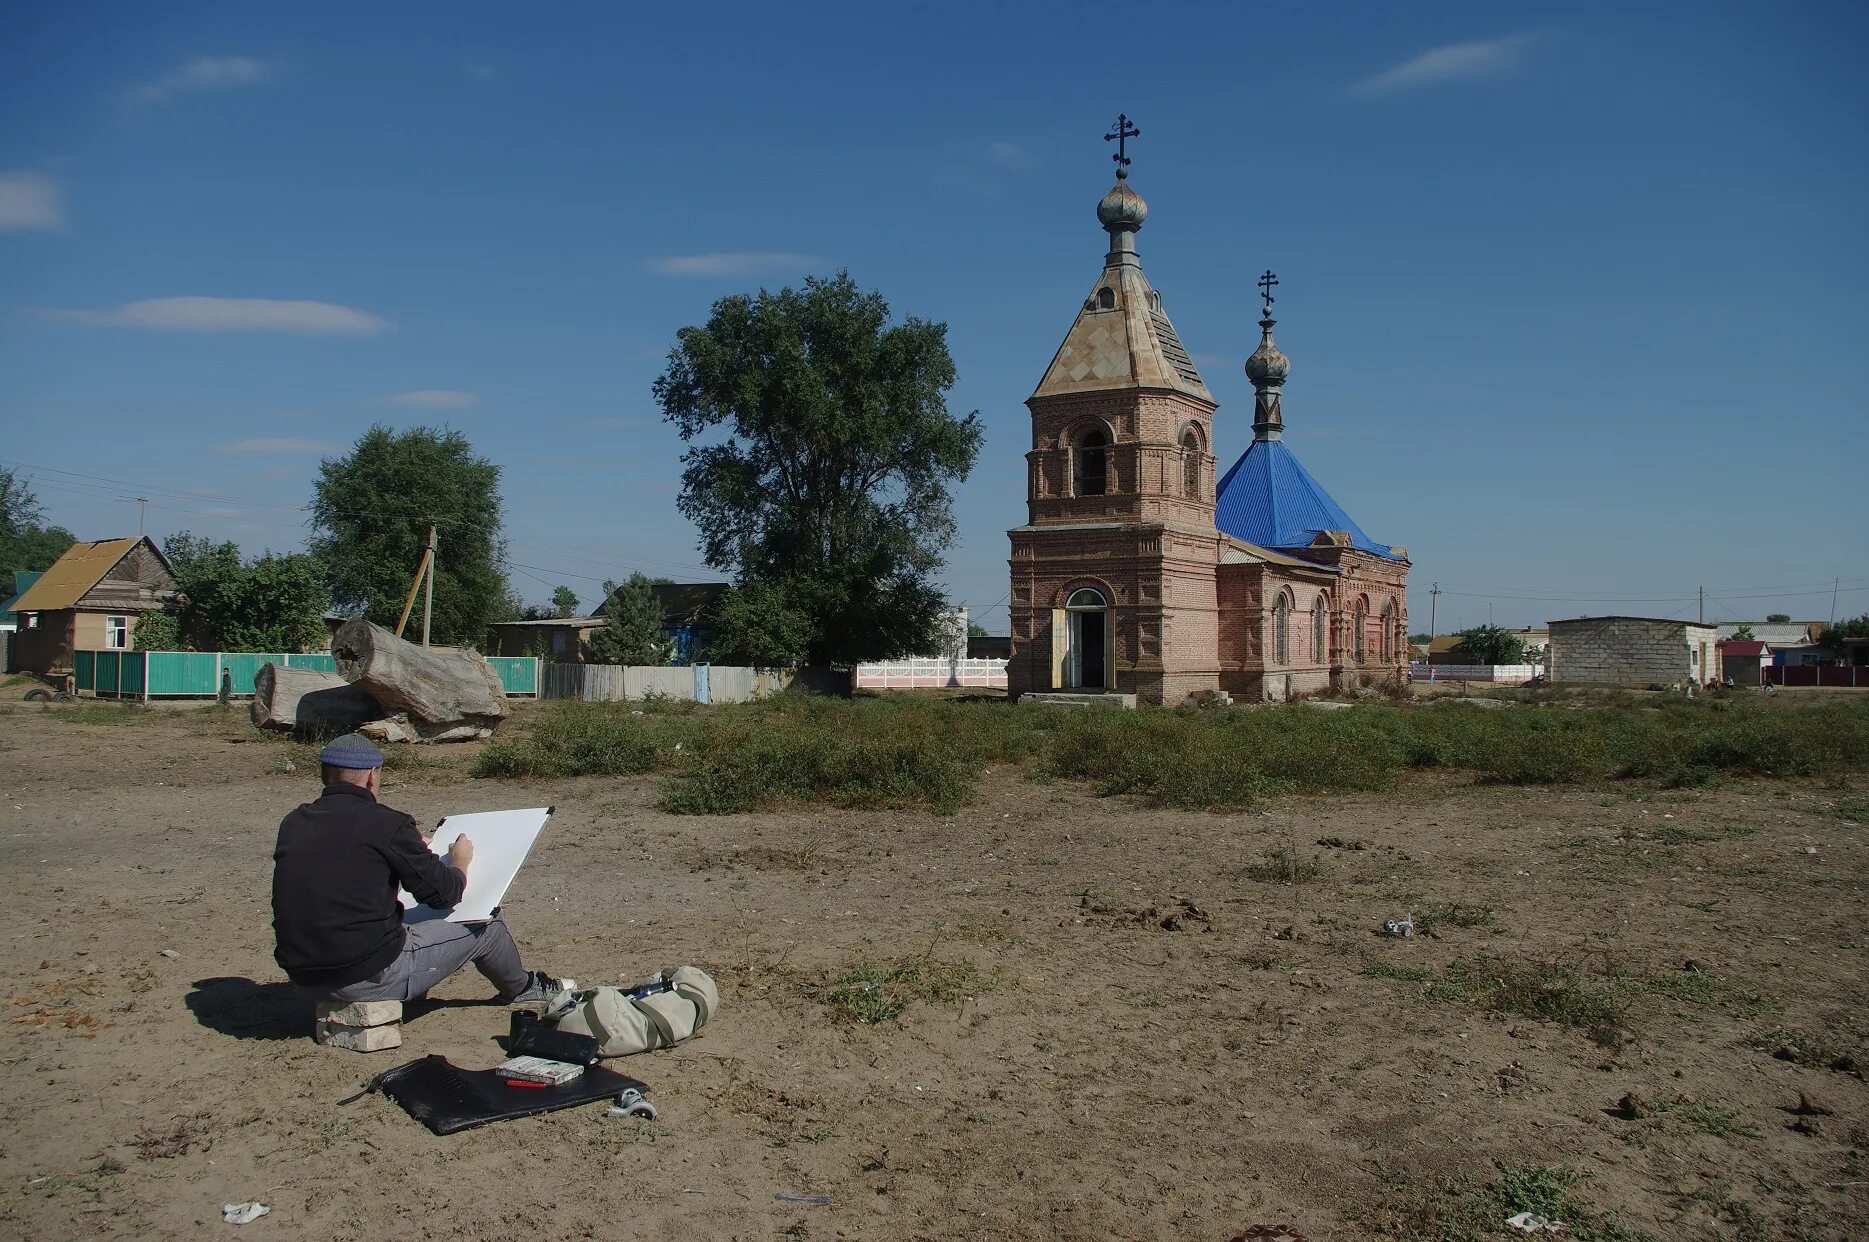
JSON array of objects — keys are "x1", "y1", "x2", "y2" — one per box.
[
  {"x1": 704, "y1": 581, "x2": 814, "y2": 667},
  {"x1": 0, "y1": 468, "x2": 76, "y2": 575},
  {"x1": 157, "y1": 532, "x2": 329, "y2": 652},
  {"x1": 552, "y1": 585, "x2": 580, "y2": 617},
  {"x1": 133, "y1": 609, "x2": 184, "y2": 652},
  {"x1": 588, "y1": 573, "x2": 673, "y2": 666},
  {"x1": 308, "y1": 426, "x2": 507, "y2": 645},
  {"x1": 654, "y1": 271, "x2": 982, "y2": 665},
  {"x1": 1819, "y1": 614, "x2": 1869, "y2": 651},
  {"x1": 1728, "y1": 624, "x2": 1755, "y2": 641},
  {"x1": 1408, "y1": 631, "x2": 1432, "y2": 645},
  {"x1": 1451, "y1": 624, "x2": 1527, "y2": 665},
  {"x1": 1765, "y1": 613, "x2": 1791, "y2": 624}
]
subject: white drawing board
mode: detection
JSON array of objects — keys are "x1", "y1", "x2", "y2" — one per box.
[{"x1": 400, "y1": 806, "x2": 552, "y2": 924}]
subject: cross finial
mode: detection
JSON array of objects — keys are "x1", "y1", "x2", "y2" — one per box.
[
  {"x1": 1257, "y1": 269, "x2": 1279, "y2": 317},
  {"x1": 1104, "y1": 113, "x2": 1140, "y2": 172}
]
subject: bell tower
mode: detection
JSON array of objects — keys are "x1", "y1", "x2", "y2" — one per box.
[{"x1": 1006, "y1": 117, "x2": 1224, "y2": 705}]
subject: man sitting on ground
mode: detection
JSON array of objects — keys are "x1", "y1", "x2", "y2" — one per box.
[{"x1": 272, "y1": 733, "x2": 560, "y2": 1006}]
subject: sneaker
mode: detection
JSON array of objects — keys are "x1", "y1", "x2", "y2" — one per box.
[{"x1": 504, "y1": 971, "x2": 571, "y2": 1006}]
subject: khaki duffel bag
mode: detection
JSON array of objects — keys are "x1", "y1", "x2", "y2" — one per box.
[{"x1": 550, "y1": 966, "x2": 718, "y2": 1057}]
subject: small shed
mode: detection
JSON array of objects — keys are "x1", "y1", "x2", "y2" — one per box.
[
  {"x1": 1547, "y1": 615, "x2": 1721, "y2": 687},
  {"x1": 9, "y1": 538, "x2": 179, "y2": 677},
  {"x1": 1716, "y1": 639, "x2": 1771, "y2": 686}
]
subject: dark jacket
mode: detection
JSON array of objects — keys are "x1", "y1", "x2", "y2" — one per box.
[{"x1": 272, "y1": 783, "x2": 466, "y2": 989}]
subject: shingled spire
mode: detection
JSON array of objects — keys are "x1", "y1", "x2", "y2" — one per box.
[{"x1": 1030, "y1": 120, "x2": 1212, "y2": 404}]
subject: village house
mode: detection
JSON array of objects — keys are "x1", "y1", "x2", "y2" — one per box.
[
  {"x1": 8, "y1": 538, "x2": 179, "y2": 678},
  {"x1": 485, "y1": 616, "x2": 609, "y2": 662},
  {"x1": 1005, "y1": 155, "x2": 1408, "y2": 705}
]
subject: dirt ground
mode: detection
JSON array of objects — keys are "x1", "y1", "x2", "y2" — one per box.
[{"x1": 0, "y1": 696, "x2": 1864, "y2": 1241}]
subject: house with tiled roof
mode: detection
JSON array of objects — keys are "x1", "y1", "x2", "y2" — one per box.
[
  {"x1": 1006, "y1": 139, "x2": 1408, "y2": 704},
  {"x1": 8, "y1": 538, "x2": 178, "y2": 677}
]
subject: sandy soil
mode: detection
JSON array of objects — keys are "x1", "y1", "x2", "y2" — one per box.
[{"x1": 0, "y1": 697, "x2": 1863, "y2": 1241}]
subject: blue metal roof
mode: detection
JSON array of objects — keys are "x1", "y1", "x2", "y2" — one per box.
[{"x1": 1214, "y1": 438, "x2": 1399, "y2": 559}]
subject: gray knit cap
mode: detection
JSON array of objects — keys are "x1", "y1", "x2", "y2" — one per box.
[{"x1": 318, "y1": 733, "x2": 384, "y2": 769}]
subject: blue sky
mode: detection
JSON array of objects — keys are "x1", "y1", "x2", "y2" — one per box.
[{"x1": 2, "y1": 0, "x2": 1865, "y2": 634}]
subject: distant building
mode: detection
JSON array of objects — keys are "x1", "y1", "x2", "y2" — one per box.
[
  {"x1": 968, "y1": 634, "x2": 1012, "y2": 660},
  {"x1": 1005, "y1": 156, "x2": 1407, "y2": 704},
  {"x1": 485, "y1": 616, "x2": 608, "y2": 662},
  {"x1": 647, "y1": 583, "x2": 728, "y2": 665},
  {"x1": 1714, "y1": 621, "x2": 1822, "y2": 646},
  {"x1": 9, "y1": 538, "x2": 179, "y2": 677},
  {"x1": 1548, "y1": 616, "x2": 1721, "y2": 687},
  {"x1": 1716, "y1": 639, "x2": 1771, "y2": 686}
]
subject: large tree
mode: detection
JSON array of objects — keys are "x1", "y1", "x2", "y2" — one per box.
[
  {"x1": 0, "y1": 468, "x2": 76, "y2": 576},
  {"x1": 654, "y1": 271, "x2": 982, "y2": 665},
  {"x1": 141, "y1": 532, "x2": 329, "y2": 652},
  {"x1": 309, "y1": 426, "x2": 507, "y2": 646},
  {"x1": 1451, "y1": 624, "x2": 1528, "y2": 666}
]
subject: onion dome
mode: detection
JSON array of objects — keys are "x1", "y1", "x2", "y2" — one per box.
[
  {"x1": 1096, "y1": 171, "x2": 1149, "y2": 233},
  {"x1": 1245, "y1": 315, "x2": 1290, "y2": 387}
]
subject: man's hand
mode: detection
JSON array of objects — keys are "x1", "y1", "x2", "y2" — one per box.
[{"x1": 448, "y1": 835, "x2": 474, "y2": 873}]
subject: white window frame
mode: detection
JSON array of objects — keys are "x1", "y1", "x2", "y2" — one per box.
[{"x1": 105, "y1": 615, "x2": 129, "y2": 649}]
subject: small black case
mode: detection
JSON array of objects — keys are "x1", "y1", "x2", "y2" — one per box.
[{"x1": 507, "y1": 1009, "x2": 601, "y2": 1066}]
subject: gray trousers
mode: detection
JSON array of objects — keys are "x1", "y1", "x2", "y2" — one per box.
[{"x1": 317, "y1": 917, "x2": 528, "y2": 1003}]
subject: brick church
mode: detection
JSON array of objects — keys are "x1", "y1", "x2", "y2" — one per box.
[{"x1": 1006, "y1": 140, "x2": 1409, "y2": 705}]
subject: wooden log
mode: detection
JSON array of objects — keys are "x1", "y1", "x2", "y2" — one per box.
[
  {"x1": 331, "y1": 619, "x2": 506, "y2": 727},
  {"x1": 250, "y1": 663, "x2": 380, "y2": 733}
]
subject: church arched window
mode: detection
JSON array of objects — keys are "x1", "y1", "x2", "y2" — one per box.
[
  {"x1": 1273, "y1": 592, "x2": 1290, "y2": 666},
  {"x1": 1073, "y1": 426, "x2": 1110, "y2": 496},
  {"x1": 1354, "y1": 599, "x2": 1369, "y2": 663},
  {"x1": 1096, "y1": 287, "x2": 1115, "y2": 310},
  {"x1": 1313, "y1": 595, "x2": 1329, "y2": 664},
  {"x1": 1181, "y1": 429, "x2": 1201, "y2": 498},
  {"x1": 1380, "y1": 600, "x2": 1396, "y2": 661}
]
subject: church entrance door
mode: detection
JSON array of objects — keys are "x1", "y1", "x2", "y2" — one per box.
[{"x1": 1062, "y1": 587, "x2": 1110, "y2": 690}]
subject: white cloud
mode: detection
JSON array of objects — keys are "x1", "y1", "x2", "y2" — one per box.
[
  {"x1": 0, "y1": 171, "x2": 63, "y2": 231},
  {"x1": 986, "y1": 141, "x2": 1032, "y2": 170},
  {"x1": 213, "y1": 438, "x2": 339, "y2": 456},
  {"x1": 1351, "y1": 33, "x2": 1538, "y2": 96},
  {"x1": 41, "y1": 296, "x2": 393, "y2": 335},
  {"x1": 131, "y1": 56, "x2": 270, "y2": 106},
  {"x1": 386, "y1": 389, "x2": 478, "y2": 408},
  {"x1": 644, "y1": 252, "x2": 820, "y2": 278}
]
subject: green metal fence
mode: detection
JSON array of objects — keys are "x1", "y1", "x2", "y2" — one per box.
[{"x1": 74, "y1": 651, "x2": 539, "y2": 699}]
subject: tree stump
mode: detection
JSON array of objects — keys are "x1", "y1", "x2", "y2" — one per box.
[
  {"x1": 250, "y1": 663, "x2": 380, "y2": 733},
  {"x1": 331, "y1": 620, "x2": 507, "y2": 729}
]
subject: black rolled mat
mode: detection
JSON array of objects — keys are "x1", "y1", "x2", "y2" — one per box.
[{"x1": 365, "y1": 1054, "x2": 648, "y2": 1135}]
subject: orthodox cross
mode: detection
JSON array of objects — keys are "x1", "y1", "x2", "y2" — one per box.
[
  {"x1": 1257, "y1": 269, "x2": 1279, "y2": 315},
  {"x1": 1105, "y1": 114, "x2": 1140, "y2": 168}
]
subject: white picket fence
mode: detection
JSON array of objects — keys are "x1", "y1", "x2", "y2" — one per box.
[
  {"x1": 854, "y1": 657, "x2": 1009, "y2": 690},
  {"x1": 540, "y1": 663, "x2": 791, "y2": 704},
  {"x1": 1408, "y1": 662, "x2": 1542, "y2": 685}
]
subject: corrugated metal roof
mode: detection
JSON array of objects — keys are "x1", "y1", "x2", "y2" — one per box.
[
  {"x1": 1213, "y1": 438, "x2": 1399, "y2": 559},
  {"x1": 10, "y1": 538, "x2": 142, "y2": 611}
]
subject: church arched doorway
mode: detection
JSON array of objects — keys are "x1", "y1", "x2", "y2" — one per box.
[{"x1": 1061, "y1": 586, "x2": 1110, "y2": 690}]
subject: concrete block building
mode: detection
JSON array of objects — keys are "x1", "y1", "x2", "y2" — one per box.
[
  {"x1": 1547, "y1": 616, "x2": 1721, "y2": 687},
  {"x1": 1006, "y1": 137, "x2": 1408, "y2": 705}
]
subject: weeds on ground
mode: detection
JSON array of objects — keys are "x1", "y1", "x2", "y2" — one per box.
[
  {"x1": 1374, "y1": 1161, "x2": 1653, "y2": 1242},
  {"x1": 1835, "y1": 797, "x2": 1869, "y2": 824},
  {"x1": 44, "y1": 702, "x2": 155, "y2": 725},
  {"x1": 471, "y1": 693, "x2": 1869, "y2": 815},
  {"x1": 1242, "y1": 843, "x2": 1322, "y2": 885},
  {"x1": 822, "y1": 955, "x2": 988, "y2": 1024},
  {"x1": 1659, "y1": 1098, "x2": 1760, "y2": 1140},
  {"x1": 1415, "y1": 903, "x2": 1496, "y2": 935},
  {"x1": 1362, "y1": 962, "x2": 1432, "y2": 983},
  {"x1": 1744, "y1": 1020, "x2": 1867, "y2": 1074},
  {"x1": 1421, "y1": 956, "x2": 1625, "y2": 1030},
  {"x1": 1635, "y1": 970, "x2": 1778, "y2": 1017}
]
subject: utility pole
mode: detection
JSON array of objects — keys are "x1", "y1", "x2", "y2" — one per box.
[
  {"x1": 421, "y1": 524, "x2": 437, "y2": 648},
  {"x1": 1832, "y1": 576, "x2": 1841, "y2": 627},
  {"x1": 1427, "y1": 581, "x2": 1440, "y2": 685},
  {"x1": 136, "y1": 497, "x2": 147, "y2": 536},
  {"x1": 1698, "y1": 585, "x2": 1704, "y2": 624}
]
